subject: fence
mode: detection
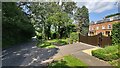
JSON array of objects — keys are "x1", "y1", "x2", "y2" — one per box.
[{"x1": 80, "y1": 33, "x2": 112, "y2": 47}]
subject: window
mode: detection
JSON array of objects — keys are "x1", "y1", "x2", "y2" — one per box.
[
  {"x1": 102, "y1": 32, "x2": 104, "y2": 35},
  {"x1": 106, "y1": 31, "x2": 110, "y2": 36},
  {"x1": 96, "y1": 26, "x2": 99, "y2": 30},
  {"x1": 108, "y1": 24, "x2": 111, "y2": 29},
  {"x1": 92, "y1": 28, "x2": 94, "y2": 30},
  {"x1": 102, "y1": 26, "x2": 105, "y2": 29}
]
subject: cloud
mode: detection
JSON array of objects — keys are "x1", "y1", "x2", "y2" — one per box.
[{"x1": 76, "y1": 0, "x2": 118, "y2": 13}]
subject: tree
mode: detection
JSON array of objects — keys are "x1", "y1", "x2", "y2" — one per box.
[
  {"x1": 2, "y1": 2, "x2": 35, "y2": 48},
  {"x1": 30, "y1": 2, "x2": 62, "y2": 40},
  {"x1": 74, "y1": 6, "x2": 89, "y2": 42},
  {"x1": 30, "y1": 2, "x2": 73, "y2": 39},
  {"x1": 80, "y1": 6, "x2": 89, "y2": 35},
  {"x1": 62, "y1": 2, "x2": 77, "y2": 15}
]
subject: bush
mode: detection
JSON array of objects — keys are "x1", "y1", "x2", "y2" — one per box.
[
  {"x1": 112, "y1": 23, "x2": 120, "y2": 44},
  {"x1": 51, "y1": 32, "x2": 59, "y2": 39},
  {"x1": 36, "y1": 32, "x2": 42, "y2": 40},
  {"x1": 56, "y1": 39, "x2": 68, "y2": 45},
  {"x1": 70, "y1": 32, "x2": 78, "y2": 43},
  {"x1": 92, "y1": 45, "x2": 119, "y2": 61}
]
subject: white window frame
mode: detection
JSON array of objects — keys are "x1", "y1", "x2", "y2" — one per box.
[
  {"x1": 108, "y1": 24, "x2": 111, "y2": 29},
  {"x1": 102, "y1": 26, "x2": 105, "y2": 29}
]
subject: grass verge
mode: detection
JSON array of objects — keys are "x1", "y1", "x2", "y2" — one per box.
[{"x1": 49, "y1": 55, "x2": 87, "y2": 68}]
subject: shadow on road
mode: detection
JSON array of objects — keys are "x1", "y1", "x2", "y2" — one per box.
[{"x1": 2, "y1": 40, "x2": 59, "y2": 66}]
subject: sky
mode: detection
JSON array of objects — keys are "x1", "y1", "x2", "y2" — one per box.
[{"x1": 76, "y1": 1, "x2": 118, "y2": 22}]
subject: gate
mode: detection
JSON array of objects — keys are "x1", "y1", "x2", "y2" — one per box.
[{"x1": 80, "y1": 33, "x2": 112, "y2": 47}]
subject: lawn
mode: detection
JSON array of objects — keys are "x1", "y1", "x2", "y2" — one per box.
[
  {"x1": 49, "y1": 55, "x2": 87, "y2": 68},
  {"x1": 37, "y1": 39, "x2": 68, "y2": 48},
  {"x1": 37, "y1": 41, "x2": 56, "y2": 49},
  {"x1": 47, "y1": 39, "x2": 69, "y2": 46},
  {"x1": 92, "y1": 44, "x2": 119, "y2": 67}
]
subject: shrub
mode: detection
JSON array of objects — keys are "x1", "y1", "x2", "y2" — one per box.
[
  {"x1": 56, "y1": 39, "x2": 68, "y2": 45},
  {"x1": 70, "y1": 32, "x2": 78, "y2": 43},
  {"x1": 112, "y1": 23, "x2": 120, "y2": 44},
  {"x1": 36, "y1": 32, "x2": 42, "y2": 40},
  {"x1": 51, "y1": 32, "x2": 59, "y2": 39},
  {"x1": 92, "y1": 45, "x2": 119, "y2": 61}
]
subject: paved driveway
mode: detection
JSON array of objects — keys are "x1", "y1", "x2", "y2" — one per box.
[
  {"x1": 2, "y1": 41, "x2": 58, "y2": 66},
  {"x1": 52, "y1": 42, "x2": 95, "y2": 59},
  {"x1": 51, "y1": 43, "x2": 111, "y2": 67}
]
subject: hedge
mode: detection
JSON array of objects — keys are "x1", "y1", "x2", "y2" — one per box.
[
  {"x1": 70, "y1": 32, "x2": 78, "y2": 43},
  {"x1": 92, "y1": 45, "x2": 119, "y2": 61},
  {"x1": 112, "y1": 22, "x2": 120, "y2": 44}
]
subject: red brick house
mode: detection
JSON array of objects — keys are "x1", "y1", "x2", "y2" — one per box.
[{"x1": 88, "y1": 13, "x2": 120, "y2": 36}]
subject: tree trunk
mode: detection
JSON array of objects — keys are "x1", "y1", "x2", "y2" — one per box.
[
  {"x1": 47, "y1": 25, "x2": 51, "y2": 40},
  {"x1": 58, "y1": 26, "x2": 61, "y2": 39}
]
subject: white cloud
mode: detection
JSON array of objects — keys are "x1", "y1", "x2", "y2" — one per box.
[
  {"x1": 76, "y1": 0, "x2": 118, "y2": 13},
  {"x1": 74, "y1": 0, "x2": 119, "y2": 2}
]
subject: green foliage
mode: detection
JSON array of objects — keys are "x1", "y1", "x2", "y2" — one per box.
[
  {"x1": 112, "y1": 23, "x2": 120, "y2": 44},
  {"x1": 51, "y1": 32, "x2": 59, "y2": 39},
  {"x1": 109, "y1": 59, "x2": 120, "y2": 67},
  {"x1": 62, "y1": 2, "x2": 77, "y2": 15},
  {"x1": 49, "y1": 55, "x2": 87, "y2": 67},
  {"x1": 2, "y1": 2, "x2": 35, "y2": 48},
  {"x1": 37, "y1": 41, "x2": 56, "y2": 49},
  {"x1": 56, "y1": 39, "x2": 68, "y2": 45},
  {"x1": 70, "y1": 32, "x2": 79, "y2": 43},
  {"x1": 30, "y1": 2, "x2": 89, "y2": 39},
  {"x1": 47, "y1": 39, "x2": 68, "y2": 46},
  {"x1": 74, "y1": 6, "x2": 89, "y2": 35},
  {"x1": 92, "y1": 45, "x2": 119, "y2": 61}
]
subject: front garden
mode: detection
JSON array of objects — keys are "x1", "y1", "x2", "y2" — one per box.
[
  {"x1": 36, "y1": 32, "x2": 79, "y2": 49},
  {"x1": 37, "y1": 39, "x2": 69, "y2": 49},
  {"x1": 92, "y1": 44, "x2": 119, "y2": 67},
  {"x1": 92, "y1": 23, "x2": 120, "y2": 68}
]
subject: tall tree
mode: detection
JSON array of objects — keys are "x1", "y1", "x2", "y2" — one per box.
[
  {"x1": 2, "y1": 2, "x2": 35, "y2": 48},
  {"x1": 74, "y1": 7, "x2": 84, "y2": 42},
  {"x1": 80, "y1": 6, "x2": 89, "y2": 35},
  {"x1": 74, "y1": 6, "x2": 89, "y2": 36}
]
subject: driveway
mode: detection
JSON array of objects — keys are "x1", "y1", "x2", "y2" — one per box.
[
  {"x1": 2, "y1": 40, "x2": 58, "y2": 66},
  {"x1": 51, "y1": 42, "x2": 111, "y2": 67},
  {"x1": 52, "y1": 42, "x2": 95, "y2": 59}
]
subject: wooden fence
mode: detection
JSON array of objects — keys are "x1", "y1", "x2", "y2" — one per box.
[{"x1": 80, "y1": 33, "x2": 112, "y2": 47}]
